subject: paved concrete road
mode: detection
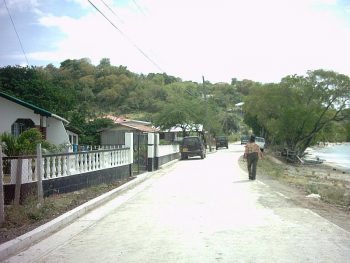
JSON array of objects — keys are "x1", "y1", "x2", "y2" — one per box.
[{"x1": 6, "y1": 144, "x2": 350, "y2": 263}]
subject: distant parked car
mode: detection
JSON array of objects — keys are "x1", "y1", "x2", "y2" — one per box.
[
  {"x1": 216, "y1": 136, "x2": 228, "y2": 149},
  {"x1": 240, "y1": 135, "x2": 249, "y2": 145},
  {"x1": 255, "y1": 137, "x2": 266, "y2": 152},
  {"x1": 180, "y1": 136, "x2": 206, "y2": 160}
]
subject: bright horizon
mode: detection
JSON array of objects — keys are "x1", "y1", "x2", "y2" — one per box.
[{"x1": 1, "y1": 0, "x2": 350, "y2": 83}]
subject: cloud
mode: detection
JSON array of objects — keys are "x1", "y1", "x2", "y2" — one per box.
[
  {"x1": 315, "y1": 0, "x2": 337, "y2": 5},
  {"x1": 64, "y1": 0, "x2": 93, "y2": 9},
  {"x1": 26, "y1": 0, "x2": 350, "y2": 83},
  {"x1": 0, "y1": 0, "x2": 42, "y2": 15}
]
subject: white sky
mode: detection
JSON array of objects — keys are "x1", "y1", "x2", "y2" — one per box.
[{"x1": 1, "y1": 0, "x2": 350, "y2": 83}]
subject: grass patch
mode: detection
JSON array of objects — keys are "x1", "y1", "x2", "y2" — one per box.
[
  {"x1": 0, "y1": 179, "x2": 133, "y2": 244},
  {"x1": 258, "y1": 157, "x2": 305, "y2": 185},
  {"x1": 258, "y1": 159, "x2": 284, "y2": 178},
  {"x1": 5, "y1": 197, "x2": 58, "y2": 226},
  {"x1": 255, "y1": 154, "x2": 350, "y2": 207},
  {"x1": 307, "y1": 182, "x2": 350, "y2": 206}
]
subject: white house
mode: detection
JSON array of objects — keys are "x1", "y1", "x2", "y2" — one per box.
[{"x1": 0, "y1": 91, "x2": 77, "y2": 146}]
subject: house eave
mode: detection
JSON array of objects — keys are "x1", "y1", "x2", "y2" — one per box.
[{"x1": 0, "y1": 91, "x2": 69, "y2": 124}]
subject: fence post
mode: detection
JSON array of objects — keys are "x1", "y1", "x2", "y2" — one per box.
[
  {"x1": 154, "y1": 133, "x2": 159, "y2": 170},
  {"x1": 14, "y1": 156, "x2": 22, "y2": 205},
  {"x1": 66, "y1": 148, "x2": 71, "y2": 175},
  {"x1": 147, "y1": 133, "x2": 155, "y2": 172},
  {"x1": 37, "y1": 143, "x2": 44, "y2": 202},
  {"x1": 125, "y1": 133, "x2": 133, "y2": 176},
  {"x1": 0, "y1": 145, "x2": 5, "y2": 224}
]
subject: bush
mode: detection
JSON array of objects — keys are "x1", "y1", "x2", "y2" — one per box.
[{"x1": 1, "y1": 128, "x2": 57, "y2": 156}]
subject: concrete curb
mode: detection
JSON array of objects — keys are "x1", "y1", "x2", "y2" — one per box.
[{"x1": 0, "y1": 159, "x2": 179, "y2": 262}]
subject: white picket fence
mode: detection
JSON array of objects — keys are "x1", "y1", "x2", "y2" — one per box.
[
  {"x1": 3, "y1": 133, "x2": 180, "y2": 185},
  {"x1": 7, "y1": 148, "x2": 131, "y2": 184}
]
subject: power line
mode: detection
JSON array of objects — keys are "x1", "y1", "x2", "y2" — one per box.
[
  {"x1": 100, "y1": 0, "x2": 124, "y2": 23},
  {"x1": 87, "y1": 0, "x2": 164, "y2": 72},
  {"x1": 3, "y1": 0, "x2": 29, "y2": 66},
  {"x1": 132, "y1": 0, "x2": 146, "y2": 15}
]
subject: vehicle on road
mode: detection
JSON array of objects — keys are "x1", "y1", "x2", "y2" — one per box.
[
  {"x1": 216, "y1": 136, "x2": 228, "y2": 149},
  {"x1": 240, "y1": 135, "x2": 249, "y2": 144},
  {"x1": 180, "y1": 136, "x2": 206, "y2": 159},
  {"x1": 255, "y1": 136, "x2": 266, "y2": 152}
]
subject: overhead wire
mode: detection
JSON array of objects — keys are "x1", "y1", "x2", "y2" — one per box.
[
  {"x1": 132, "y1": 0, "x2": 146, "y2": 15},
  {"x1": 88, "y1": 0, "x2": 164, "y2": 72},
  {"x1": 3, "y1": 0, "x2": 29, "y2": 66},
  {"x1": 100, "y1": 0, "x2": 124, "y2": 23}
]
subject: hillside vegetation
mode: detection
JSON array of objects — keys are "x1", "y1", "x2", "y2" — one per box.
[{"x1": 0, "y1": 58, "x2": 349, "y2": 154}]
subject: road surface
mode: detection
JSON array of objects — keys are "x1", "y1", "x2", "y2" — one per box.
[{"x1": 5, "y1": 144, "x2": 350, "y2": 262}]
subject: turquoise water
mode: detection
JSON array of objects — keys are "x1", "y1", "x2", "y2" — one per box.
[{"x1": 312, "y1": 144, "x2": 350, "y2": 169}]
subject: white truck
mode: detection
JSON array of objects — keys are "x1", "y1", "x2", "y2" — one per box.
[{"x1": 255, "y1": 137, "x2": 266, "y2": 152}]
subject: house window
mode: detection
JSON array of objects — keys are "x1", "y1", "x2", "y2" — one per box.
[
  {"x1": 11, "y1": 119, "x2": 35, "y2": 137},
  {"x1": 68, "y1": 134, "x2": 78, "y2": 144}
]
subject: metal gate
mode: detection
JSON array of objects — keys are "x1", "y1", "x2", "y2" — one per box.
[{"x1": 133, "y1": 133, "x2": 148, "y2": 175}]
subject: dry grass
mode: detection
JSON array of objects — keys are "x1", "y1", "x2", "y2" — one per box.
[
  {"x1": 0, "y1": 179, "x2": 133, "y2": 244},
  {"x1": 240, "y1": 153, "x2": 350, "y2": 207}
]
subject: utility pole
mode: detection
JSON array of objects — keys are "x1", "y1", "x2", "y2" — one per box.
[{"x1": 203, "y1": 76, "x2": 212, "y2": 151}]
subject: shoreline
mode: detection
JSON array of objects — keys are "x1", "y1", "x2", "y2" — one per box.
[
  {"x1": 322, "y1": 161, "x2": 350, "y2": 174},
  {"x1": 266, "y1": 154, "x2": 350, "y2": 183},
  {"x1": 305, "y1": 143, "x2": 350, "y2": 171}
]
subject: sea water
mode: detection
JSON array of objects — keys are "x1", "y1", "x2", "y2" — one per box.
[{"x1": 311, "y1": 143, "x2": 350, "y2": 170}]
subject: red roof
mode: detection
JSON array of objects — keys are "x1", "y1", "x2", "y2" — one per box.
[
  {"x1": 104, "y1": 115, "x2": 128, "y2": 124},
  {"x1": 102, "y1": 115, "x2": 158, "y2": 132},
  {"x1": 119, "y1": 122, "x2": 158, "y2": 133}
]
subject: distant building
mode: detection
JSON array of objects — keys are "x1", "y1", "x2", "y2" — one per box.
[
  {"x1": 159, "y1": 124, "x2": 204, "y2": 142},
  {"x1": 99, "y1": 115, "x2": 158, "y2": 145}
]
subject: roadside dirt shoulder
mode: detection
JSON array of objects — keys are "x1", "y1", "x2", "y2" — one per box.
[{"x1": 238, "y1": 155, "x2": 350, "y2": 233}]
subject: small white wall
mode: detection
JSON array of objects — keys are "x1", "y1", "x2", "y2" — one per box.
[
  {"x1": 67, "y1": 130, "x2": 79, "y2": 145},
  {"x1": 46, "y1": 118, "x2": 70, "y2": 145},
  {"x1": 0, "y1": 97, "x2": 40, "y2": 134}
]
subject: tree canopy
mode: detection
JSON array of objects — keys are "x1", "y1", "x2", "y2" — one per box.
[{"x1": 244, "y1": 69, "x2": 350, "y2": 154}]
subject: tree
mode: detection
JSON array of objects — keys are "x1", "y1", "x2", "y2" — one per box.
[
  {"x1": 0, "y1": 65, "x2": 77, "y2": 119},
  {"x1": 220, "y1": 112, "x2": 240, "y2": 134},
  {"x1": 123, "y1": 80, "x2": 166, "y2": 113},
  {"x1": 153, "y1": 91, "x2": 204, "y2": 137},
  {"x1": 82, "y1": 118, "x2": 115, "y2": 145},
  {"x1": 244, "y1": 70, "x2": 350, "y2": 155}
]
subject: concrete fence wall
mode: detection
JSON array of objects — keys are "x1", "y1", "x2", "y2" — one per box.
[
  {"x1": 1, "y1": 132, "x2": 180, "y2": 204},
  {"x1": 6, "y1": 148, "x2": 130, "y2": 184}
]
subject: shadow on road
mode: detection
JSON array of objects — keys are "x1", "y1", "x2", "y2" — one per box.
[{"x1": 233, "y1": 179, "x2": 251, "y2": 184}]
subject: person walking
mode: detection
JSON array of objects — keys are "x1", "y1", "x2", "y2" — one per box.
[{"x1": 244, "y1": 135, "x2": 263, "y2": 180}]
